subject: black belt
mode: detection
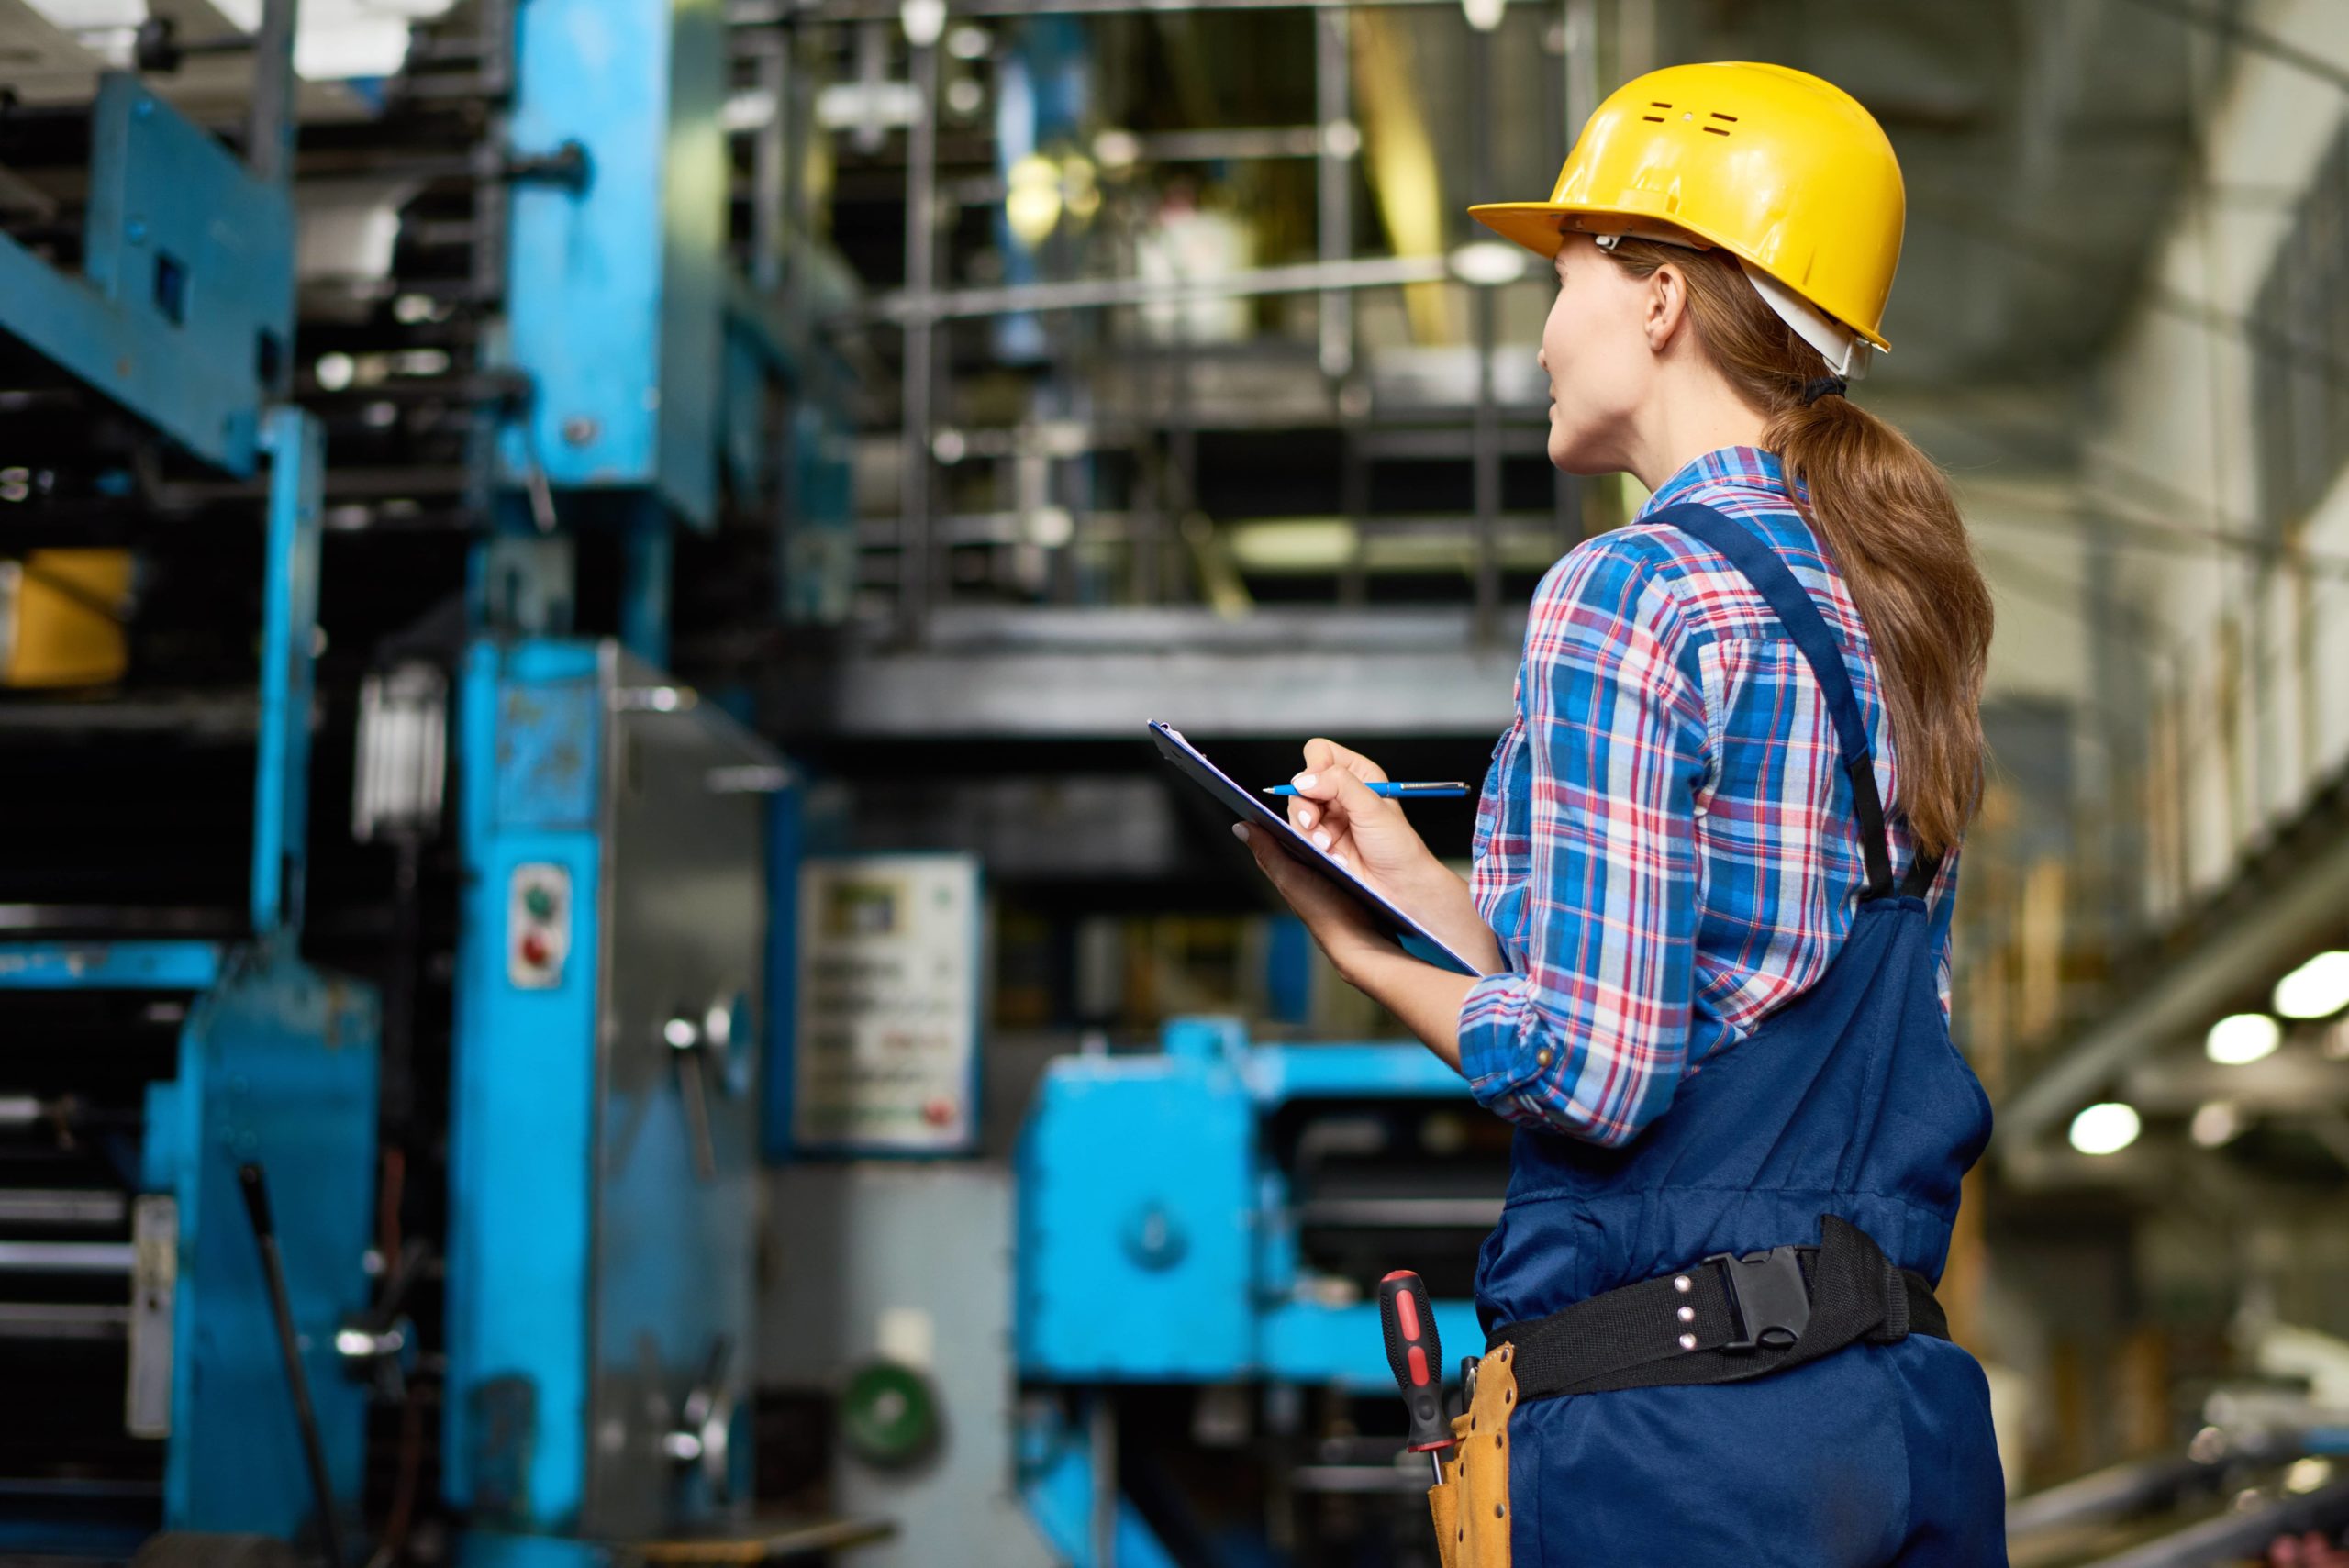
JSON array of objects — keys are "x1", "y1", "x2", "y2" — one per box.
[{"x1": 1488, "y1": 1215, "x2": 1947, "y2": 1403}]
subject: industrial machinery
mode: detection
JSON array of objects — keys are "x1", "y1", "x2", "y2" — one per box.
[
  {"x1": 1014, "y1": 1017, "x2": 1502, "y2": 1568},
  {"x1": 0, "y1": 0, "x2": 852, "y2": 1545},
  {"x1": 2004, "y1": 1323, "x2": 2349, "y2": 1567},
  {"x1": 442, "y1": 638, "x2": 785, "y2": 1564},
  {"x1": 0, "y1": 0, "x2": 388, "y2": 1542}
]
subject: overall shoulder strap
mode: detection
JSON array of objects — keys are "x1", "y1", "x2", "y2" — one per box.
[{"x1": 1647, "y1": 501, "x2": 1938, "y2": 901}]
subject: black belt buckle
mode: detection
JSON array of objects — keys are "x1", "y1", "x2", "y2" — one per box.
[{"x1": 1702, "y1": 1245, "x2": 1810, "y2": 1351}]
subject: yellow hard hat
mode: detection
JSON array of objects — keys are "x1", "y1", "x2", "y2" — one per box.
[{"x1": 1468, "y1": 61, "x2": 1904, "y2": 374}]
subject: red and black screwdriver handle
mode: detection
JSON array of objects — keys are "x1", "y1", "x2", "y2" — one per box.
[{"x1": 1377, "y1": 1269, "x2": 1453, "y2": 1480}]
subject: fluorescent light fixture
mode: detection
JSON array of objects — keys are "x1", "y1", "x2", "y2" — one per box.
[
  {"x1": 2206, "y1": 1012, "x2": 2282, "y2": 1066},
  {"x1": 817, "y1": 81, "x2": 920, "y2": 132},
  {"x1": 721, "y1": 89, "x2": 778, "y2": 132},
  {"x1": 1093, "y1": 129, "x2": 1141, "y2": 172},
  {"x1": 899, "y1": 0, "x2": 947, "y2": 47},
  {"x1": 1450, "y1": 241, "x2": 1529, "y2": 287},
  {"x1": 2274, "y1": 951, "x2": 2349, "y2": 1020},
  {"x1": 2189, "y1": 1102, "x2": 2242, "y2": 1149},
  {"x1": 2069, "y1": 1101, "x2": 2142, "y2": 1156}
]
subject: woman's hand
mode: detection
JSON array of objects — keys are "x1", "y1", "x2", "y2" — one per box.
[
  {"x1": 1281, "y1": 738, "x2": 1445, "y2": 904},
  {"x1": 1280, "y1": 738, "x2": 1504, "y2": 973}
]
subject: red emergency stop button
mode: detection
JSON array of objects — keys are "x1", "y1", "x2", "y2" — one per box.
[{"x1": 520, "y1": 932, "x2": 551, "y2": 968}]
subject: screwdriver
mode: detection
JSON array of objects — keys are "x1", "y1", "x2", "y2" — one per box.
[{"x1": 1376, "y1": 1268, "x2": 1454, "y2": 1484}]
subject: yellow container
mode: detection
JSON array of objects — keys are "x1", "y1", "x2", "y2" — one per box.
[{"x1": 1, "y1": 549, "x2": 133, "y2": 688}]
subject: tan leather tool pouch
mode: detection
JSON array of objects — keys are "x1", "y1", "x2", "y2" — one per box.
[{"x1": 1426, "y1": 1340, "x2": 1517, "y2": 1568}]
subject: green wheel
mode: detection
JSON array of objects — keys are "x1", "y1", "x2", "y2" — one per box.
[{"x1": 841, "y1": 1359, "x2": 940, "y2": 1467}]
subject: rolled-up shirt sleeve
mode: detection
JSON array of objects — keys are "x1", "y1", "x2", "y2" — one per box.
[{"x1": 1457, "y1": 535, "x2": 1709, "y2": 1148}]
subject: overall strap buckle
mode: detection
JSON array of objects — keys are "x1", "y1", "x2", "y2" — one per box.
[{"x1": 1701, "y1": 1245, "x2": 1811, "y2": 1351}]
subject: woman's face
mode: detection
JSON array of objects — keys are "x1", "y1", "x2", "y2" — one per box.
[{"x1": 1538, "y1": 234, "x2": 1661, "y2": 475}]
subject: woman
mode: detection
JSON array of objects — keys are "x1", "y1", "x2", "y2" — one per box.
[{"x1": 1239, "y1": 62, "x2": 2005, "y2": 1565}]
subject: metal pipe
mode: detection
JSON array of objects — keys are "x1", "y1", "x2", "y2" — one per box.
[
  {"x1": 750, "y1": 37, "x2": 788, "y2": 292},
  {"x1": 0, "y1": 1190, "x2": 128, "y2": 1226},
  {"x1": 1469, "y1": 22, "x2": 1501, "y2": 642},
  {"x1": 1127, "y1": 126, "x2": 1328, "y2": 162},
  {"x1": 0, "y1": 1241, "x2": 136, "y2": 1273},
  {"x1": 871, "y1": 253, "x2": 1451, "y2": 324},
  {"x1": 244, "y1": 0, "x2": 296, "y2": 184},
  {"x1": 0, "y1": 1302, "x2": 131, "y2": 1340},
  {"x1": 897, "y1": 31, "x2": 941, "y2": 645},
  {"x1": 2076, "y1": 1475, "x2": 2349, "y2": 1568},
  {"x1": 1315, "y1": 9, "x2": 1353, "y2": 381},
  {"x1": 1562, "y1": 0, "x2": 1598, "y2": 141},
  {"x1": 239, "y1": 1164, "x2": 349, "y2": 1568}
]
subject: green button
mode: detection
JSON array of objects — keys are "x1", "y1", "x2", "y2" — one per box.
[{"x1": 524, "y1": 885, "x2": 556, "y2": 920}]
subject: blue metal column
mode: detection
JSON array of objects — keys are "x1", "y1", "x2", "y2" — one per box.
[
  {"x1": 444, "y1": 640, "x2": 605, "y2": 1537},
  {"x1": 252, "y1": 406, "x2": 323, "y2": 933}
]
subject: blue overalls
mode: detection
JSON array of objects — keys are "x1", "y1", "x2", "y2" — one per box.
[{"x1": 1470, "y1": 503, "x2": 2006, "y2": 1566}]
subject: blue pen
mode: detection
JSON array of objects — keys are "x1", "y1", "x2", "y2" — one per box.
[{"x1": 1264, "y1": 781, "x2": 1470, "y2": 798}]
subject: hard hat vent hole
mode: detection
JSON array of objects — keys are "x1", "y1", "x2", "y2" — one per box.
[
  {"x1": 1709, "y1": 112, "x2": 1739, "y2": 122},
  {"x1": 1642, "y1": 114, "x2": 1666, "y2": 123},
  {"x1": 1650, "y1": 101, "x2": 1673, "y2": 109},
  {"x1": 1703, "y1": 126, "x2": 1731, "y2": 137}
]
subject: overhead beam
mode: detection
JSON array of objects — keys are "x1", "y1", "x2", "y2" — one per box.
[
  {"x1": 1996, "y1": 781, "x2": 2349, "y2": 1162},
  {"x1": 766, "y1": 606, "x2": 1522, "y2": 739}
]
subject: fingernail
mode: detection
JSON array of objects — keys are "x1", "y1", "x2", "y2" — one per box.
[
  {"x1": 1294, "y1": 773, "x2": 1316, "y2": 790},
  {"x1": 1231, "y1": 823, "x2": 1251, "y2": 842},
  {"x1": 1332, "y1": 853, "x2": 1353, "y2": 871},
  {"x1": 1312, "y1": 829, "x2": 1332, "y2": 850},
  {"x1": 1297, "y1": 808, "x2": 1316, "y2": 828}
]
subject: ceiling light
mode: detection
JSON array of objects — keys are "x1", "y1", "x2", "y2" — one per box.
[
  {"x1": 900, "y1": 0, "x2": 947, "y2": 48},
  {"x1": 1005, "y1": 154, "x2": 1063, "y2": 248},
  {"x1": 1093, "y1": 129, "x2": 1141, "y2": 172},
  {"x1": 2274, "y1": 951, "x2": 2349, "y2": 1020},
  {"x1": 1450, "y1": 241, "x2": 1528, "y2": 286},
  {"x1": 2206, "y1": 1013, "x2": 2282, "y2": 1066},
  {"x1": 2189, "y1": 1102, "x2": 2242, "y2": 1149},
  {"x1": 2070, "y1": 1102, "x2": 2141, "y2": 1156}
]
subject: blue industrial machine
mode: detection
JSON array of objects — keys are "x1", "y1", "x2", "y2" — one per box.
[
  {"x1": 0, "y1": 410, "x2": 382, "y2": 1559},
  {"x1": 1015, "y1": 1018, "x2": 1497, "y2": 1568},
  {"x1": 0, "y1": 75, "x2": 294, "y2": 476},
  {"x1": 434, "y1": 0, "x2": 841, "y2": 1551},
  {"x1": 442, "y1": 639, "x2": 784, "y2": 1565},
  {"x1": 0, "y1": 0, "x2": 387, "y2": 1536}
]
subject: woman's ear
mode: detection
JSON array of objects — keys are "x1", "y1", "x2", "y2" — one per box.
[{"x1": 1644, "y1": 262, "x2": 1689, "y2": 352}]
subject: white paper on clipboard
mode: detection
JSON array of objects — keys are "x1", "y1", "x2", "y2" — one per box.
[{"x1": 1147, "y1": 720, "x2": 1496, "y2": 978}]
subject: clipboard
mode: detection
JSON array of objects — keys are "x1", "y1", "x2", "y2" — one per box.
[{"x1": 1147, "y1": 720, "x2": 1495, "y2": 978}]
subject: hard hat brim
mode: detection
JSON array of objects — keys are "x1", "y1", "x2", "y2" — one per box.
[{"x1": 1464, "y1": 200, "x2": 1893, "y2": 352}]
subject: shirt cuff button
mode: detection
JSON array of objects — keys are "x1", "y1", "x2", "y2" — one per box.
[{"x1": 1535, "y1": 1048, "x2": 1553, "y2": 1068}]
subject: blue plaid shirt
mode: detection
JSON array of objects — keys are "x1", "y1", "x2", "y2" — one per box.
[{"x1": 1455, "y1": 447, "x2": 1956, "y2": 1147}]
